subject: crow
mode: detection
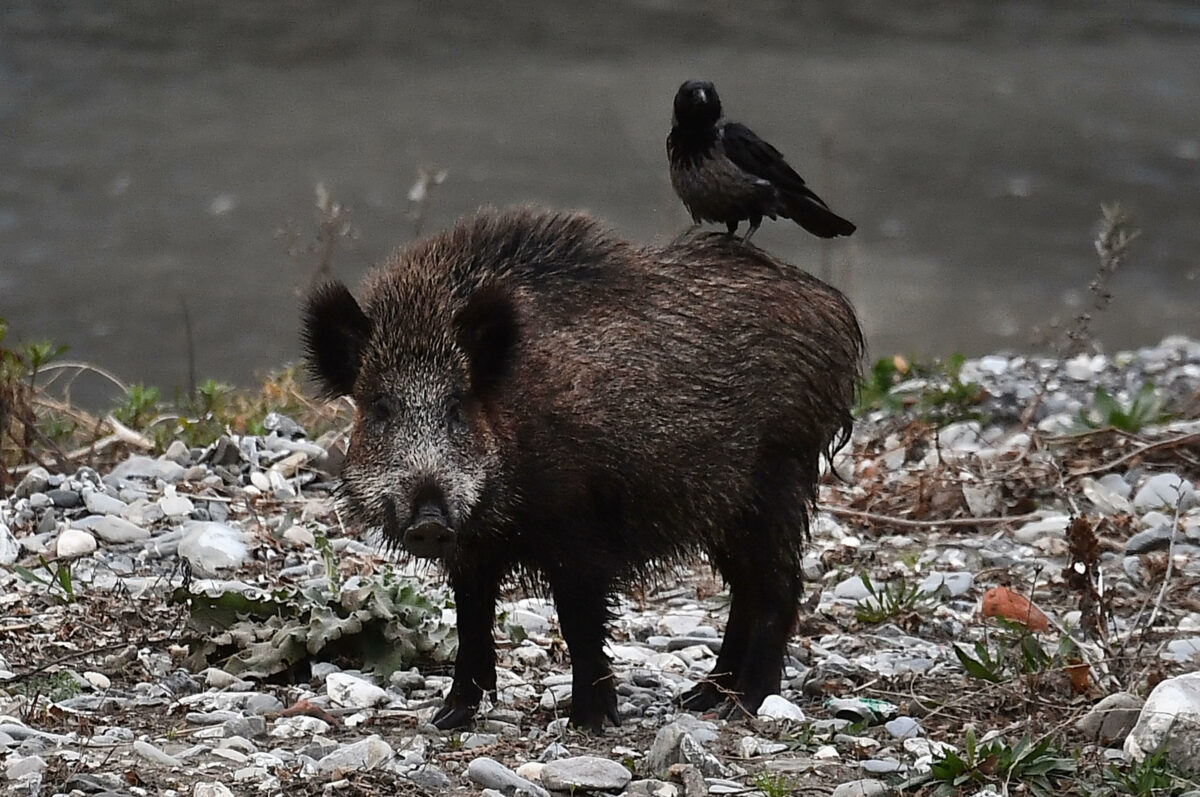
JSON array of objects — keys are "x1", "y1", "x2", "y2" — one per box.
[{"x1": 667, "y1": 79, "x2": 856, "y2": 242}]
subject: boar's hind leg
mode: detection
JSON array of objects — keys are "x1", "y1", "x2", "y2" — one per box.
[
  {"x1": 680, "y1": 550, "x2": 751, "y2": 712},
  {"x1": 548, "y1": 569, "x2": 621, "y2": 733},
  {"x1": 432, "y1": 555, "x2": 506, "y2": 730},
  {"x1": 696, "y1": 457, "x2": 808, "y2": 719}
]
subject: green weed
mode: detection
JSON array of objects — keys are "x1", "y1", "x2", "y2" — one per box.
[
  {"x1": 752, "y1": 770, "x2": 799, "y2": 797},
  {"x1": 11, "y1": 555, "x2": 76, "y2": 603},
  {"x1": 855, "y1": 571, "x2": 937, "y2": 625},
  {"x1": 1080, "y1": 383, "x2": 1167, "y2": 433},
  {"x1": 1101, "y1": 749, "x2": 1197, "y2": 796},
  {"x1": 903, "y1": 729, "x2": 1076, "y2": 797},
  {"x1": 954, "y1": 618, "x2": 1076, "y2": 684}
]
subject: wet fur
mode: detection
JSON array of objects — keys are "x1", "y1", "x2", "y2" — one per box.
[{"x1": 304, "y1": 206, "x2": 862, "y2": 730}]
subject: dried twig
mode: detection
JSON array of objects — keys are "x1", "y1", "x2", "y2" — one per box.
[
  {"x1": 1069, "y1": 432, "x2": 1200, "y2": 477},
  {"x1": 824, "y1": 505, "x2": 1039, "y2": 529}
]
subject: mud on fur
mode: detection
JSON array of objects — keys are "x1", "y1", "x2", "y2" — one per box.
[{"x1": 302, "y1": 206, "x2": 862, "y2": 731}]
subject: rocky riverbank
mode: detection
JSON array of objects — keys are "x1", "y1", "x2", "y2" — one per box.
[{"x1": 2, "y1": 337, "x2": 1199, "y2": 797}]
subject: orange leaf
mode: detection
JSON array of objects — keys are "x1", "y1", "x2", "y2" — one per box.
[
  {"x1": 981, "y1": 586, "x2": 1049, "y2": 631},
  {"x1": 1066, "y1": 658, "x2": 1091, "y2": 694}
]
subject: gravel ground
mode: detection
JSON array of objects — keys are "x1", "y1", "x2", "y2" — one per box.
[{"x1": 2, "y1": 337, "x2": 1200, "y2": 797}]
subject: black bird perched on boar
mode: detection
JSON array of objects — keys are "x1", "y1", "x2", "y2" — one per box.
[
  {"x1": 668, "y1": 79, "x2": 856, "y2": 241},
  {"x1": 303, "y1": 206, "x2": 862, "y2": 731}
]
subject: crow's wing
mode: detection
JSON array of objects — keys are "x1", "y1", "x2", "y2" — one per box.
[{"x1": 721, "y1": 122, "x2": 830, "y2": 207}]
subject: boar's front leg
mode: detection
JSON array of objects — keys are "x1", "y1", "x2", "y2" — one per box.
[
  {"x1": 548, "y1": 568, "x2": 620, "y2": 732},
  {"x1": 432, "y1": 553, "x2": 506, "y2": 730}
]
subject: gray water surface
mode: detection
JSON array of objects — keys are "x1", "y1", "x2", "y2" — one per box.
[{"x1": 2, "y1": 2, "x2": 1198, "y2": 403}]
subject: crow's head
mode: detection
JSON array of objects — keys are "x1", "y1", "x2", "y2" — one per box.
[{"x1": 672, "y1": 80, "x2": 721, "y2": 129}]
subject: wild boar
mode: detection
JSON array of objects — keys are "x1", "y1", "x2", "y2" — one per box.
[{"x1": 303, "y1": 206, "x2": 862, "y2": 731}]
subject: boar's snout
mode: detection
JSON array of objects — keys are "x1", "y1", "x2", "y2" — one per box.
[{"x1": 382, "y1": 491, "x2": 456, "y2": 560}]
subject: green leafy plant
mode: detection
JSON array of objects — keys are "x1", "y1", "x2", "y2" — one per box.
[
  {"x1": 1080, "y1": 383, "x2": 1166, "y2": 433},
  {"x1": 1101, "y1": 749, "x2": 1196, "y2": 796},
  {"x1": 856, "y1": 353, "x2": 986, "y2": 424},
  {"x1": 903, "y1": 730, "x2": 1076, "y2": 797},
  {"x1": 175, "y1": 570, "x2": 456, "y2": 680},
  {"x1": 752, "y1": 770, "x2": 799, "y2": 797},
  {"x1": 917, "y1": 353, "x2": 987, "y2": 424},
  {"x1": 855, "y1": 571, "x2": 937, "y2": 624},
  {"x1": 954, "y1": 618, "x2": 1076, "y2": 684},
  {"x1": 7, "y1": 670, "x2": 84, "y2": 703},
  {"x1": 11, "y1": 555, "x2": 76, "y2": 603},
  {"x1": 113, "y1": 383, "x2": 162, "y2": 428},
  {"x1": 857, "y1": 355, "x2": 908, "y2": 414}
]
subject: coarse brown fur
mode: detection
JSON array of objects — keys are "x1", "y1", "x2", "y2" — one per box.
[{"x1": 303, "y1": 206, "x2": 862, "y2": 731}]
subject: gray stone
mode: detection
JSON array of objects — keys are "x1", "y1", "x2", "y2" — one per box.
[
  {"x1": 465, "y1": 756, "x2": 550, "y2": 797},
  {"x1": 919, "y1": 571, "x2": 974, "y2": 598},
  {"x1": 84, "y1": 490, "x2": 127, "y2": 515},
  {"x1": 72, "y1": 515, "x2": 150, "y2": 544},
  {"x1": 193, "y1": 783, "x2": 235, "y2": 797},
  {"x1": 56, "y1": 527, "x2": 97, "y2": 557},
  {"x1": 46, "y1": 488, "x2": 82, "y2": 508},
  {"x1": 1075, "y1": 692, "x2": 1144, "y2": 746},
  {"x1": 1125, "y1": 671, "x2": 1200, "y2": 774},
  {"x1": 834, "y1": 575, "x2": 873, "y2": 601},
  {"x1": 4, "y1": 754, "x2": 46, "y2": 779},
  {"x1": 861, "y1": 757, "x2": 903, "y2": 774},
  {"x1": 757, "y1": 695, "x2": 806, "y2": 721},
  {"x1": 1133, "y1": 473, "x2": 1195, "y2": 511},
  {"x1": 14, "y1": 467, "x2": 51, "y2": 498},
  {"x1": 541, "y1": 756, "x2": 633, "y2": 792},
  {"x1": 831, "y1": 779, "x2": 890, "y2": 797},
  {"x1": 0, "y1": 521, "x2": 20, "y2": 565},
  {"x1": 106, "y1": 455, "x2": 186, "y2": 485},
  {"x1": 1163, "y1": 637, "x2": 1200, "y2": 664},
  {"x1": 316, "y1": 735, "x2": 393, "y2": 773},
  {"x1": 133, "y1": 739, "x2": 183, "y2": 767},
  {"x1": 1126, "y1": 525, "x2": 1180, "y2": 555},
  {"x1": 178, "y1": 521, "x2": 249, "y2": 576},
  {"x1": 462, "y1": 732, "x2": 499, "y2": 749},
  {"x1": 406, "y1": 766, "x2": 452, "y2": 790},
  {"x1": 326, "y1": 672, "x2": 390, "y2": 709},
  {"x1": 163, "y1": 439, "x2": 192, "y2": 465},
  {"x1": 885, "y1": 716, "x2": 922, "y2": 739}
]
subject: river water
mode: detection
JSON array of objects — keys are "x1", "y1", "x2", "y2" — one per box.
[{"x1": 2, "y1": 1, "x2": 1198, "y2": 404}]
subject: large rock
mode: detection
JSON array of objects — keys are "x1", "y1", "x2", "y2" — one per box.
[
  {"x1": 316, "y1": 735, "x2": 394, "y2": 773},
  {"x1": 1075, "y1": 692, "x2": 1144, "y2": 746},
  {"x1": 465, "y1": 757, "x2": 550, "y2": 797},
  {"x1": 72, "y1": 515, "x2": 150, "y2": 544},
  {"x1": 0, "y1": 521, "x2": 19, "y2": 565},
  {"x1": 178, "y1": 521, "x2": 249, "y2": 576},
  {"x1": 326, "y1": 672, "x2": 390, "y2": 709},
  {"x1": 541, "y1": 756, "x2": 633, "y2": 792},
  {"x1": 105, "y1": 454, "x2": 186, "y2": 485},
  {"x1": 1125, "y1": 672, "x2": 1200, "y2": 773},
  {"x1": 1132, "y1": 473, "x2": 1194, "y2": 511}
]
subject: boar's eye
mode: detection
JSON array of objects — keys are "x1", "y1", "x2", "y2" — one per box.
[
  {"x1": 446, "y1": 395, "x2": 468, "y2": 434},
  {"x1": 367, "y1": 395, "x2": 400, "y2": 425}
]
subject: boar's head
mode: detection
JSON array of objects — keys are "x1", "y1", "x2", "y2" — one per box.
[{"x1": 302, "y1": 277, "x2": 517, "y2": 560}]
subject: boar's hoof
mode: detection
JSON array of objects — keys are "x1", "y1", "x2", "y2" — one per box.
[
  {"x1": 431, "y1": 702, "x2": 476, "y2": 730},
  {"x1": 717, "y1": 697, "x2": 756, "y2": 722},
  {"x1": 680, "y1": 682, "x2": 724, "y2": 712}
]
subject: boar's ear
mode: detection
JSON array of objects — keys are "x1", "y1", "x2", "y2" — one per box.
[
  {"x1": 302, "y1": 282, "x2": 372, "y2": 398},
  {"x1": 454, "y1": 282, "x2": 519, "y2": 397}
]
